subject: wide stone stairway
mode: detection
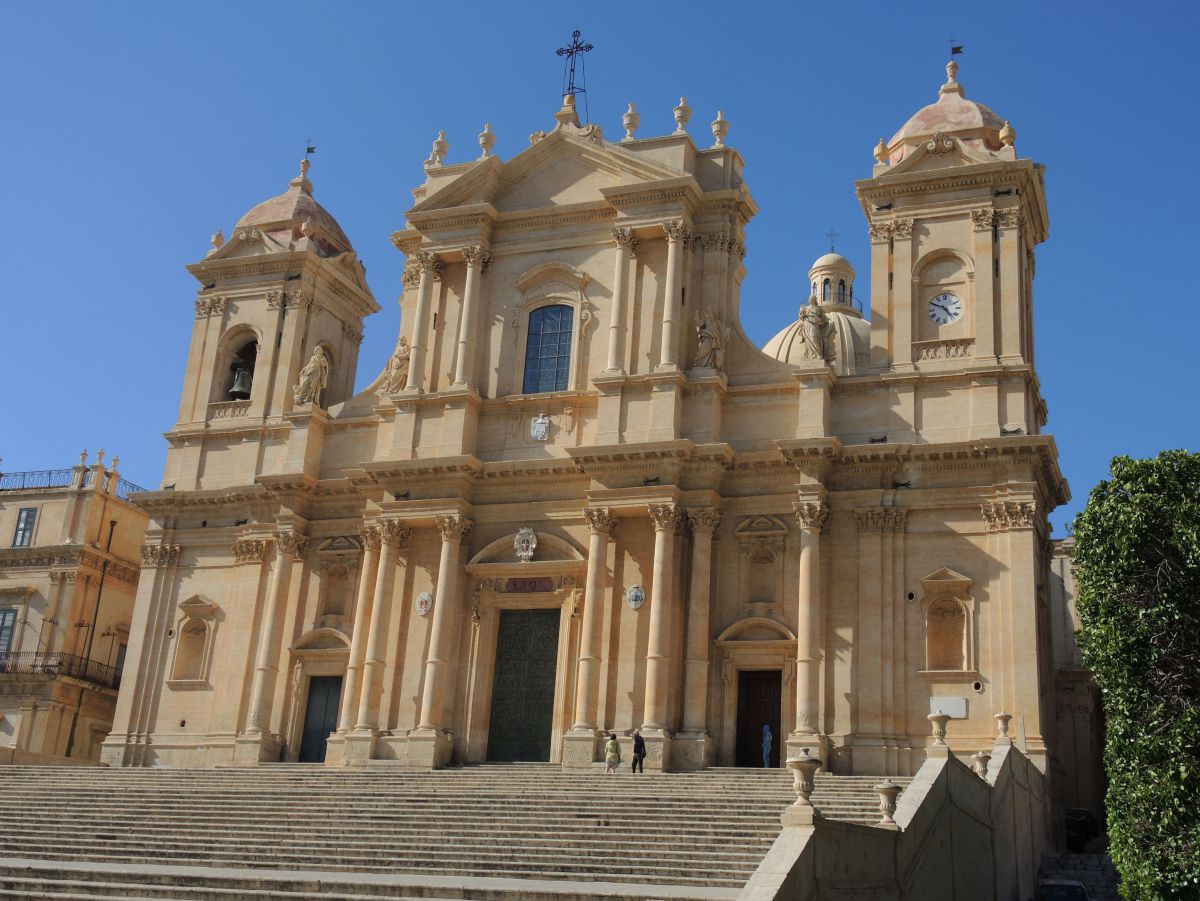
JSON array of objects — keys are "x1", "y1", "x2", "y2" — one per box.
[{"x1": 0, "y1": 764, "x2": 907, "y2": 900}]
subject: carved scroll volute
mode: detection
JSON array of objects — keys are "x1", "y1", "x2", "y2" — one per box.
[
  {"x1": 436, "y1": 514, "x2": 473, "y2": 543},
  {"x1": 648, "y1": 503, "x2": 682, "y2": 533},
  {"x1": 792, "y1": 501, "x2": 830, "y2": 531},
  {"x1": 584, "y1": 507, "x2": 618, "y2": 537}
]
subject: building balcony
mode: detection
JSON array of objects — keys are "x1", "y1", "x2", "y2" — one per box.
[{"x1": 0, "y1": 651, "x2": 121, "y2": 691}]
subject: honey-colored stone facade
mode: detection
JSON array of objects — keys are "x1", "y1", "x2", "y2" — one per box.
[{"x1": 102, "y1": 63, "x2": 1075, "y2": 786}]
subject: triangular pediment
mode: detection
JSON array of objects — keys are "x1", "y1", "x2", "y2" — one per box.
[
  {"x1": 919, "y1": 566, "x2": 973, "y2": 597},
  {"x1": 202, "y1": 225, "x2": 293, "y2": 262},
  {"x1": 412, "y1": 130, "x2": 688, "y2": 216},
  {"x1": 881, "y1": 135, "x2": 998, "y2": 178}
]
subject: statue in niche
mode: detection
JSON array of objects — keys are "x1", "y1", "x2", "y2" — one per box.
[
  {"x1": 293, "y1": 346, "x2": 330, "y2": 405},
  {"x1": 379, "y1": 336, "x2": 411, "y2": 394},
  {"x1": 693, "y1": 310, "x2": 730, "y2": 371},
  {"x1": 798, "y1": 297, "x2": 836, "y2": 363}
]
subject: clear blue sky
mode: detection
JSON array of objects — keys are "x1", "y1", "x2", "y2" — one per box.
[{"x1": 2, "y1": 1, "x2": 1196, "y2": 535}]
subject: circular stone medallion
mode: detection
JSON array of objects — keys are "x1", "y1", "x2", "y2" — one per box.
[
  {"x1": 626, "y1": 585, "x2": 646, "y2": 610},
  {"x1": 415, "y1": 591, "x2": 434, "y2": 616}
]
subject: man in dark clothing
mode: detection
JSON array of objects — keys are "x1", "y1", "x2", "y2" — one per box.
[{"x1": 631, "y1": 730, "x2": 646, "y2": 773}]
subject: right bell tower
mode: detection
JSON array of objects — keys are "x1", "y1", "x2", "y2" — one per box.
[{"x1": 856, "y1": 59, "x2": 1050, "y2": 440}]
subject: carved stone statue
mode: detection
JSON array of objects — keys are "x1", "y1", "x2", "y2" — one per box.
[
  {"x1": 379, "y1": 336, "x2": 411, "y2": 394},
  {"x1": 693, "y1": 310, "x2": 730, "y2": 371},
  {"x1": 292, "y1": 346, "x2": 330, "y2": 405},
  {"x1": 798, "y1": 297, "x2": 836, "y2": 363}
]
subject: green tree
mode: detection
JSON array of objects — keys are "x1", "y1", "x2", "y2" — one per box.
[{"x1": 1073, "y1": 450, "x2": 1200, "y2": 898}]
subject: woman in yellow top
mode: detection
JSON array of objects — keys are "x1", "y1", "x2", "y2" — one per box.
[{"x1": 604, "y1": 733, "x2": 621, "y2": 774}]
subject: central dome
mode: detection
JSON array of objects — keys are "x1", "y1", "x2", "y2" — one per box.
[{"x1": 235, "y1": 159, "x2": 353, "y2": 252}]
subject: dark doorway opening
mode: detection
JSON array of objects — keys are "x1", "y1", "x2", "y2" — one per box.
[
  {"x1": 297, "y1": 675, "x2": 342, "y2": 763},
  {"x1": 487, "y1": 608, "x2": 561, "y2": 762},
  {"x1": 736, "y1": 670, "x2": 782, "y2": 768}
]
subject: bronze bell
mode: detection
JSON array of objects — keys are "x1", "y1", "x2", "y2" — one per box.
[{"x1": 228, "y1": 362, "x2": 252, "y2": 400}]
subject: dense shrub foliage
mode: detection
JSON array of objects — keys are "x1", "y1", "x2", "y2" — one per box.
[{"x1": 1073, "y1": 451, "x2": 1200, "y2": 898}]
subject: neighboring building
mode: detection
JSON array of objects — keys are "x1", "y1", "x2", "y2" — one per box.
[
  {"x1": 0, "y1": 453, "x2": 147, "y2": 763},
  {"x1": 102, "y1": 59, "x2": 1082, "y2": 802}
]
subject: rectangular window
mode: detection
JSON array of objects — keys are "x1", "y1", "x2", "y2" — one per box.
[
  {"x1": 12, "y1": 508, "x2": 36, "y2": 547},
  {"x1": 0, "y1": 609, "x2": 15, "y2": 654},
  {"x1": 522, "y1": 305, "x2": 574, "y2": 394}
]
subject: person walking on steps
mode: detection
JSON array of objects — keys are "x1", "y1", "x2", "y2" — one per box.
[
  {"x1": 604, "y1": 733, "x2": 621, "y2": 774},
  {"x1": 631, "y1": 730, "x2": 646, "y2": 773},
  {"x1": 761, "y1": 723, "x2": 773, "y2": 768}
]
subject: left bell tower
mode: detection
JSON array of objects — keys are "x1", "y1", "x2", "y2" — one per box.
[{"x1": 166, "y1": 159, "x2": 379, "y2": 490}]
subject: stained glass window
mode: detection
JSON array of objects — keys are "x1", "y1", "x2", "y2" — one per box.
[{"x1": 522, "y1": 305, "x2": 573, "y2": 394}]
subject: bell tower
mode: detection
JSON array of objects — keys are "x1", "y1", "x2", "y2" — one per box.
[
  {"x1": 166, "y1": 159, "x2": 379, "y2": 490},
  {"x1": 856, "y1": 60, "x2": 1049, "y2": 440}
]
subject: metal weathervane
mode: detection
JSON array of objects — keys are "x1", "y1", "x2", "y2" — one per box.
[{"x1": 556, "y1": 29, "x2": 593, "y2": 121}]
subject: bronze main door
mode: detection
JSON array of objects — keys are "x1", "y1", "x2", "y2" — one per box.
[{"x1": 486, "y1": 609, "x2": 561, "y2": 762}]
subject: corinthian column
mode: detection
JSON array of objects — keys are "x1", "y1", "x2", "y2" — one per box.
[
  {"x1": 417, "y1": 514, "x2": 473, "y2": 730},
  {"x1": 452, "y1": 246, "x2": 488, "y2": 387},
  {"x1": 658, "y1": 220, "x2": 687, "y2": 370},
  {"x1": 354, "y1": 520, "x2": 410, "y2": 731},
  {"x1": 338, "y1": 526, "x2": 381, "y2": 732},
  {"x1": 246, "y1": 531, "x2": 307, "y2": 734},
  {"x1": 642, "y1": 503, "x2": 681, "y2": 731},
  {"x1": 407, "y1": 251, "x2": 443, "y2": 392},
  {"x1": 681, "y1": 508, "x2": 720, "y2": 734},
  {"x1": 790, "y1": 500, "x2": 828, "y2": 750},
  {"x1": 605, "y1": 228, "x2": 636, "y2": 372},
  {"x1": 571, "y1": 507, "x2": 618, "y2": 731}
]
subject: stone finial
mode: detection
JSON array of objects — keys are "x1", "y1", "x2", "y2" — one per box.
[
  {"x1": 211, "y1": 228, "x2": 225, "y2": 249},
  {"x1": 555, "y1": 94, "x2": 581, "y2": 128},
  {"x1": 673, "y1": 97, "x2": 692, "y2": 135},
  {"x1": 786, "y1": 748, "x2": 822, "y2": 807},
  {"x1": 79, "y1": 450, "x2": 88, "y2": 467},
  {"x1": 999, "y1": 120, "x2": 1016, "y2": 147},
  {"x1": 425, "y1": 131, "x2": 449, "y2": 168},
  {"x1": 96, "y1": 449, "x2": 105, "y2": 467},
  {"x1": 111, "y1": 455, "x2": 120, "y2": 472},
  {"x1": 874, "y1": 780, "x2": 901, "y2": 829},
  {"x1": 622, "y1": 102, "x2": 639, "y2": 142},
  {"x1": 941, "y1": 59, "x2": 964, "y2": 97},
  {"x1": 972, "y1": 750, "x2": 991, "y2": 778},
  {"x1": 994, "y1": 711, "x2": 1013, "y2": 745},
  {"x1": 928, "y1": 710, "x2": 950, "y2": 746},
  {"x1": 300, "y1": 218, "x2": 316, "y2": 239},
  {"x1": 874, "y1": 138, "x2": 889, "y2": 164},
  {"x1": 478, "y1": 123, "x2": 496, "y2": 160},
  {"x1": 711, "y1": 110, "x2": 729, "y2": 148},
  {"x1": 291, "y1": 158, "x2": 313, "y2": 194}
]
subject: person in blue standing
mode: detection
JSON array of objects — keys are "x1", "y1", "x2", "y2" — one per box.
[{"x1": 761, "y1": 723, "x2": 773, "y2": 768}]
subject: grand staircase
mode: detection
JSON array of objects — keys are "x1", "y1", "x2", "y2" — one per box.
[{"x1": 0, "y1": 764, "x2": 908, "y2": 900}]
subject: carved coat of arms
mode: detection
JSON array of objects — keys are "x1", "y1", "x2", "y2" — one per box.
[
  {"x1": 514, "y1": 527, "x2": 537, "y2": 562},
  {"x1": 626, "y1": 585, "x2": 646, "y2": 610},
  {"x1": 531, "y1": 413, "x2": 551, "y2": 442},
  {"x1": 415, "y1": 591, "x2": 433, "y2": 617}
]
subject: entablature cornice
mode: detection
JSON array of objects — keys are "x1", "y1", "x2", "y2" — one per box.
[
  {"x1": 493, "y1": 201, "x2": 617, "y2": 237},
  {"x1": 131, "y1": 485, "x2": 271, "y2": 516}
]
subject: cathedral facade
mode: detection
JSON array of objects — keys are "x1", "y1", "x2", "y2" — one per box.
[{"x1": 102, "y1": 61, "x2": 1071, "y2": 781}]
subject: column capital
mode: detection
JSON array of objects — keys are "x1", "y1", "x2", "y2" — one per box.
[
  {"x1": 853, "y1": 508, "x2": 907, "y2": 533},
  {"x1": 868, "y1": 222, "x2": 895, "y2": 243},
  {"x1": 583, "y1": 506, "x2": 618, "y2": 536},
  {"x1": 275, "y1": 531, "x2": 308, "y2": 558},
  {"x1": 612, "y1": 226, "x2": 639, "y2": 256},
  {"x1": 436, "y1": 514, "x2": 473, "y2": 542},
  {"x1": 792, "y1": 501, "x2": 830, "y2": 531},
  {"x1": 140, "y1": 544, "x2": 181, "y2": 568},
  {"x1": 401, "y1": 265, "x2": 421, "y2": 290},
  {"x1": 686, "y1": 508, "x2": 722, "y2": 534},
  {"x1": 232, "y1": 538, "x2": 268, "y2": 564},
  {"x1": 417, "y1": 251, "x2": 445, "y2": 277},
  {"x1": 996, "y1": 208, "x2": 1022, "y2": 230},
  {"x1": 982, "y1": 500, "x2": 1038, "y2": 531},
  {"x1": 892, "y1": 218, "x2": 915, "y2": 239},
  {"x1": 970, "y1": 207, "x2": 996, "y2": 230},
  {"x1": 648, "y1": 503, "x2": 683, "y2": 532},
  {"x1": 379, "y1": 519, "x2": 413, "y2": 547},
  {"x1": 358, "y1": 524, "x2": 382, "y2": 550},
  {"x1": 462, "y1": 245, "x2": 491, "y2": 268},
  {"x1": 663, "y1": 219, "x2": 689, "y2": 243}
]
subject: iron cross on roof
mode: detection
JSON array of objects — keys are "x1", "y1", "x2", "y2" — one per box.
[
  {"x1": 826, "y1": 229, "x2": 840, "y2": 252},
  {"x1": 556, "y1": 29, "x2": 593, "y2": 96}
]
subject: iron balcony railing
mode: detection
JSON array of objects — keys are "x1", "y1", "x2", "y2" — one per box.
[
  {"x1": 809, "y1": 293, "x2": 865, "y2": 313},
  {"x1": 0, "y1": 651, "x2": 121, "y2": 691},
  {"x1": 0, "y1": 469, "x2": 146, "y2": 499}
]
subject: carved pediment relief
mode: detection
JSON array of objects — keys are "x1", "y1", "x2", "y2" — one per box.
[
  {"x1": 716, "y1": 616, "x2": 796, "y2": 644},
  {"x1": 919, "y1": 566, "x2": 974, "y2": 598},
  {"x1": 292, "y1": 627, "x2": 350, "y2": 652},
  {"x1": 178, "y1": 595, "x2": 218, "y2": 619},
  {"x1": 468, "y1": 531, "x2": 584, "y2": 565},
  {"x1": 734, "y1": 515, "x2": 789, "y2": 538},
  {"x1": 316, "y1": 535, "x2": 362, "y2": 555},
  {"x1": 881, "y1": 134, "x2": 1000, "y2": 178}
]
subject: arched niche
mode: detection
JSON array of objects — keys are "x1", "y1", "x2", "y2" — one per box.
[
  {"x1": 209, "y1": 325, "x2": 262, "y2": 405},
  {"x1": 168, "y1": 595, "x2": 218, "y2": 689},
  {"x1": 918, "y1": 567, "x2": 978, "y2": 676},
  {"x1": 734, "y1": 516, "x2": 788, "y2": 615},
  {"x1": 913, "y1": 248, "x2": 975, "y2": 344},
  {"x1": 714, "y1": 616, "x2": 797, "y2": 767}
]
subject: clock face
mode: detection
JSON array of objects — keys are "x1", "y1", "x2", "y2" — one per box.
[{"x1": 927, "y1": 292, "x2": 963, "y2": 326}]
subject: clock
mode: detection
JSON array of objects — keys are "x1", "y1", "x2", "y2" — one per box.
[{"x1": 927, "y1": 292, "x2": 962, "y2": 326}]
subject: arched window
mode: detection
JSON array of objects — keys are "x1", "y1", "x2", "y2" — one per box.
[
  {"x1": 228, "y1": 340, "x2": 257, "y2": 400},
  {"x1": 812, "y1": 281, "x2": 818, "y2": 300},
  {"x1": 926, "y1": 598, "x2": 966, "y2": 670},
  {"x1": 522, "y1": 304, "x2": 574, "y2": 394},
  {"x1": 822, "y1": 279, "x2": 831, "y2": 302},
  {"x1": 838, "y1": 280, "x2": 847, "y2": 303},
  {"x1": 172, "y1": 619, "x2": 208, "y2": 681}
]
